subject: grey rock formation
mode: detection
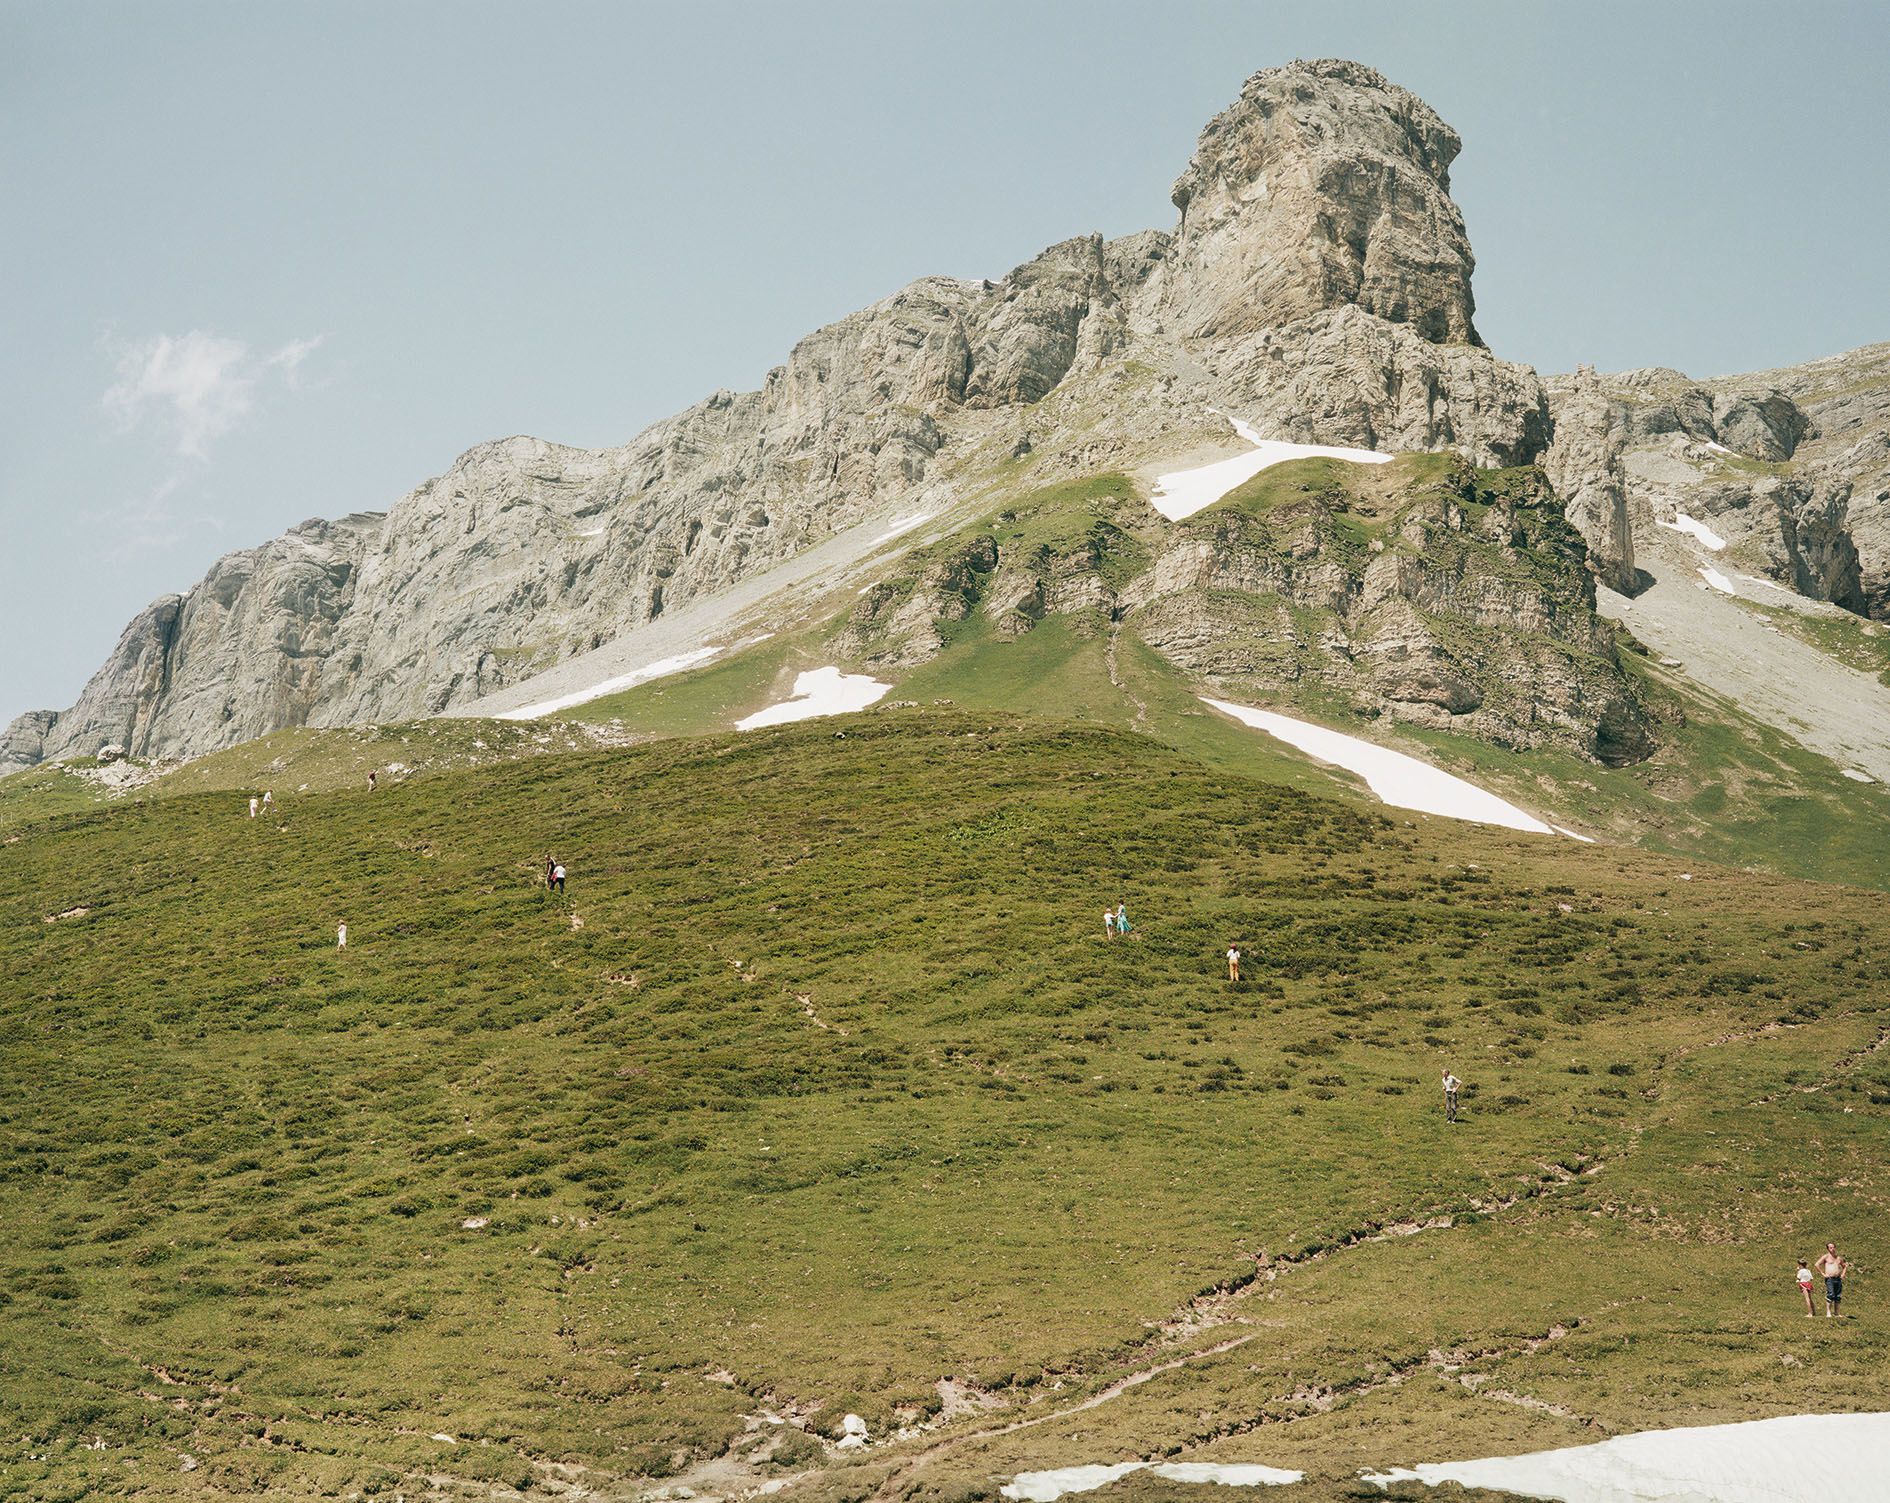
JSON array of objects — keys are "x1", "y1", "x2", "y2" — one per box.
[
  {"x1": 839, "y1": 459, "x2": 1655, "y2": 764},
  {"x1": 1148, "y1": 59, "x2": 1479, "y2": 345},
  {"x1": 1543, "y1": 345, "x2": 1890, "y2": 615}
]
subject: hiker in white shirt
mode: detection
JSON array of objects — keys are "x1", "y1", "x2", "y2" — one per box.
[
  {"x1": 1442, "y1": 1069, "x2": 1461, "y2": 1122},
  {"x1": 1226, "y1": 946, "x2": 1240, "y2": 982}
]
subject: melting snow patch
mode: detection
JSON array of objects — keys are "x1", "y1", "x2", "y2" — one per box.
[
  {"x1": 1736, "y1": 573, "x2": 1797, "y2": 595},
  {"x1": 1362, "y1": 1411, "x2": 1890, "y2": 1503},
  {"x1": 873, "y1": 511, "x2": 935, "y2": 545},
  {"x1": 1656, "y1": 512, "x2": 1726, "y2": 550},
  {"x1": 1203, "y1": 699, "x2": 1558, "y2": 835},
  {"x1": 574, "y1": 526, "x2": 606, "y2": 539},
  {"x1": 737, "y1": 667, "x2": 890, "y2": 729},
  {"x1": 1552, "y1": 825, "x2": 1598, "y2": 844},
  {"x1": 1697, "y1": 566, "x2": 1736, "y2": 595},
  {"x1": 1001, "y1": 1463, "x2": 1302, "y2": 1502},
  {"x1": 1150, "y1": 412, "x2": 1392, "y2": 521},
  {"x1": 1845, "y1": 769, "x2": 1875, "y2": 783}
]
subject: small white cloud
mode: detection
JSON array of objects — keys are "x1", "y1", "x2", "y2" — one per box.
[
  {"x1": 265, "y1": 334, "x2": 327, "y2": 389},
  {"x1": 103, "y1": 329, "x2": 327, "y2": 457}
]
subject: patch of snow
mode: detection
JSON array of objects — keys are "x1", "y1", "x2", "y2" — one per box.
[
  {"x1": 737, "y1": 667, "x2": 890, "y2": 730},
  {"x1": 1203, "y1": 698, "x2": 1558, "y2": 836},
  {"x1": 1736, "y1": 573, "x2": 1798, "y2": 596},
  {"x1": 1150, "y1": 411, "x2": 1392, "y2": 521},
  {"x1": 1695, "y1": 438, "x2": 1735, "y2": 457},
  {"x1": 574, "y1": 527, "x2": 606, "y2": 539},
  {"x1": 1551, "y1": 825, "x2": 1598, "y2": 844},
  {"x1": 1655, "y1": 512, "x2": 1726, "y2": 550},
  {"x1": 873, "y1": 511, "x2": 935, "y2": 545},
  {"x1": 1697, "y1": 566, "x2": 1736, "y2": 595},
  {"x1": 498, "y1": 637, "x2": 771, "y2": 721},
  {"x1": 1844, "y1": 769, "x2": 1875, "y2": 783},
  {"x1": 1362, "y1": 1411, "x2": 1890, "y2": 1503},
  {"x1": 1002, "y1": 1462, "x2": 1302, "y2": 1502}
]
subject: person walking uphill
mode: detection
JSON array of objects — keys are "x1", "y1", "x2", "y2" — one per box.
[
  {"x1": 547, "y1": 857, "x2": 566, "y2": 895},
  {"x1": 1816, "y1": 1242, "x2": 1850, "y2": 1317},
  {"x1": 1226, "y1": 946, "x2": 1241, "y2": 983}
]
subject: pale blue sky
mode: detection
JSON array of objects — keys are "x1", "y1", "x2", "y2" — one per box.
[{"x1": 3, "y1": 1, "x2": 1886, "y2": 727}]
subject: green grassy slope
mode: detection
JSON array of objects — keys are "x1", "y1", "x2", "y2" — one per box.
[{"x1": 4, "y1": 712, "x2": 1889, "y2": 1501}]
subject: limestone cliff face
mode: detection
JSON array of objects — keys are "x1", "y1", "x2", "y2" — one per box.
[
  {"x1": 1543, "y1": 345, "x2": 1890, "y2": 612},
  {"x1": 1145, "y1": 59, "x2": 1479, "y2": 345}
]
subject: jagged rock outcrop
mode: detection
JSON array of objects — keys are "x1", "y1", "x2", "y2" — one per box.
[
  {"x1": 1144, "y1": 58, "x2": 1479, "y2": 345},
  {"x1": 1544, "y1": 346, "x2": 1890, "y2": 614},
  {"x1": 840, "y1": 459, "x2": 1656, "y2": 764},
  {"x1": 1203, "y1": 306, "x2": 1545, "y2": 465}
]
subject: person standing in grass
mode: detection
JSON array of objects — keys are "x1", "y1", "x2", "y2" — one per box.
[
  {"x1": 367, "y1": 769, "x2": 378, "y2": 791},
  {"x1": 1442, "y1": 1069, "x2": 1461, "y2": 1122},
  {"x1": 1103, "y1": 906, "x2": 1116, "y2": 940},
  {"x1": 248, "y1": 795, "x2": 259, "y2": 819},
  {"x1": 1115, "y1": 902, "x2": 1130, "y2": 937},
  {"x1": 1797, "y1": 1258, "x2": 1818, "y2": 1317},
  {"x1": 1816, "y1": 1241, "x2": 1850, "y2": 1317},
  {"x1": 337, "y1": 922, "x2": 348, "y2": 950},
  {"x1": 1226, "y1": 945, "x2": 1241, "y2": 983},
  {"x1": 262, "y1": 790, "x2": 274, "y2": 813},
  {"x1": 547, "y1": 858, "x2": 566, "y2": 895}
]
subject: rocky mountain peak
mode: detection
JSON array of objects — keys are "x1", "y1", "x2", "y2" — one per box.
[{"x1": 1149, "y1": 57, "x2": 1479, "y2": 346}]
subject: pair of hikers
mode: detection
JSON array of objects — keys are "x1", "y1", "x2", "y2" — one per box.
[
  {"x1": 1102, "y1": 902, "x2": 1130, "y2": 939},
  {"x1": 1797, "y1": 1243, "x2": 1851, "y2": 1317},
  {"x1": 247, "y1": 791, "x2": 273, "y2": 818}
]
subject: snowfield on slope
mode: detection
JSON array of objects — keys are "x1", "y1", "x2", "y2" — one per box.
[
  {"x1": 1150, "y1": 413, "x2": 1392, "y2": 520},
  {"x1": 1203, "y1": 698, "x2": 1564, "y2": 835},
  {"x1": 736, "y1": 667, "x2": 890, "y2": 729},
  {"x1": 1655, "y1": 511, "x2": 1727, "y2": 550},
  {"x1": 1365, "y1": 1411, "x2": 1890, "y2": 1502}
]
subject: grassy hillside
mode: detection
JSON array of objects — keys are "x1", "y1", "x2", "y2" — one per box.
[{"x1": 4, "y1": 712, "x2": 1889, "y2": 1501}]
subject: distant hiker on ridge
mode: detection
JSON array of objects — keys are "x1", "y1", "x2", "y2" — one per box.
[
  {"x1": 1797, "y1": 1257, "x2": 1817, "y2": 1318},
  {"x1": 1442, "y1": 1069, "x2": 1461, "y2": 1123},
  {"x1": 1816, "y1": 1241, "x2": 1850, "y2": 1317},
  {"x1": 1227, "y1": 945, "x2": 1241, "y2": 983}
]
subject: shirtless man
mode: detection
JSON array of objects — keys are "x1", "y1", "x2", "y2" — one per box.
[
  {"x1": 1442, "y1": 1069, "x2": 1462, "y2": 1123},
  {"x1": 1815, "y1": 1241, "x2": 1850, "y2": 1317}
]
